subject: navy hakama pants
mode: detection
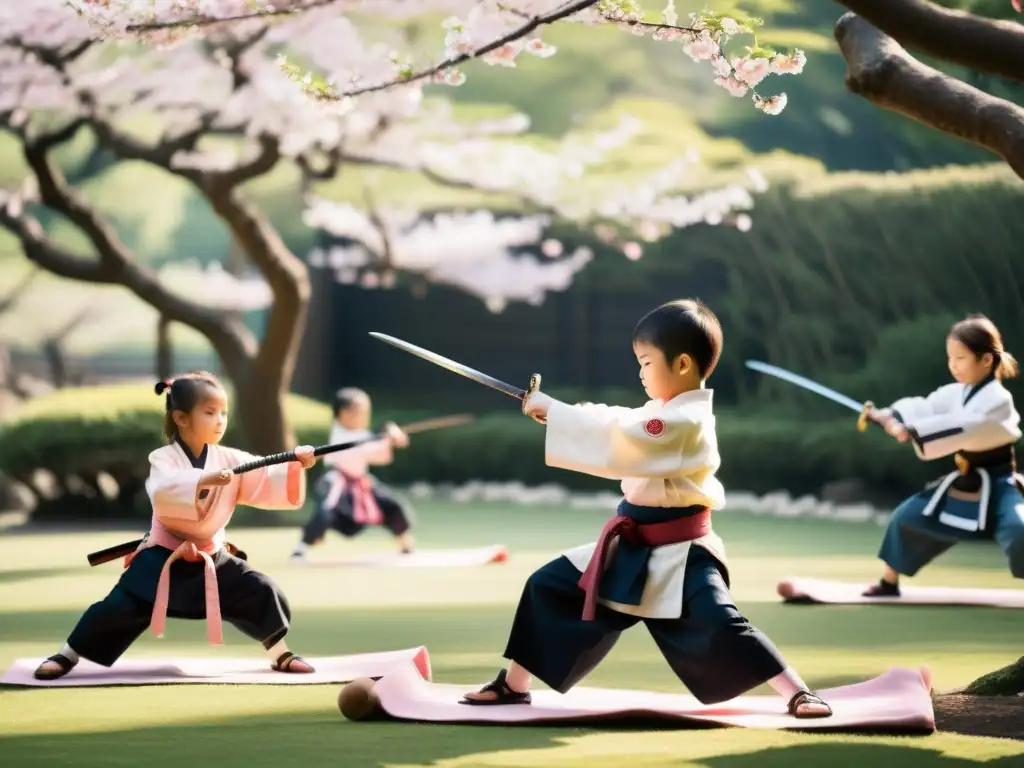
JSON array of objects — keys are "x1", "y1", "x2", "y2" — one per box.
[
  {"x1": 301, "y1": 476, "x2": 414, "y2": 544},
  {"x1": 68, "y1": 546, "x2": 292, "y2": 667},
  {"x1": 502, "y1": 546, "x2": 787, "y2": 704},
  {"x1": 879, "y1": 474, "x2": 1024, "y2": 578}
]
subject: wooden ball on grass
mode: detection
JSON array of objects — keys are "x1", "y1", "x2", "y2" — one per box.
[{"x1": 338, "y1": 677, "x2": 383, "y2": 721}]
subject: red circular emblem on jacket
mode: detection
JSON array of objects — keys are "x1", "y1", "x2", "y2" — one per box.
[{"x1": 644, "y1": 418, "x2": 666, "y2": 436}]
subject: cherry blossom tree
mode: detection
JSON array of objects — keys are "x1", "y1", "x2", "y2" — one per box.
[{"x1": 0, "y1": 0, "x2": 805, "y2": 452}]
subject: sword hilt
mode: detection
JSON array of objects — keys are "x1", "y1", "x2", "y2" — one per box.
[
  {"x1": 857, "y1": 401, "x2": 874, "y2": 433},
  {"x1": 523, "y1": 373, "x2": 544, "y2": 424}
]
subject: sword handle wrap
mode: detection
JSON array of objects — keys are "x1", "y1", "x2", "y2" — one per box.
[
  {"x1": 524, "y1": 373, "x2": 544, "y2": 424},
  {"x1": 857, "y1": 401, "x2": 874, "y2": 433}
]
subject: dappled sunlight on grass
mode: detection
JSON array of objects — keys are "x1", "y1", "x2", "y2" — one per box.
[{"x1": 1, "y1": 503, "x2": 1022, "y2": 765}]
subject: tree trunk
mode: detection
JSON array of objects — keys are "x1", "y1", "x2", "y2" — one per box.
[
  {"x1": 205, "y1": 185, "x2": 310, "y2": 455},
  {"x1": 233, "y1": 372, "x2": 295, "y2": 455},
  {"x1": 156, "y1": 314, "x2": 173, "y2": 380},
  {"x1": 42, "y1": 339, "x2": 67, "y2": 389}
]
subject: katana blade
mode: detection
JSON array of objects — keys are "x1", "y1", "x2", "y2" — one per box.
[
  {"x1": 745, "y1": 360, "x2": 865, "y2": 413},
  {"x1": 369, "y1": 332, "x2": 527, "y2": 401}
]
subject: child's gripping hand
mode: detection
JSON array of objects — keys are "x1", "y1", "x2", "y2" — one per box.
[
  {"x1": 200, "y1": 468, "x2": 233, "y2": 486},
  {"x1": 524, "y1": 391, "x2": 553, "y2": 423},
  {"x1": 293, "y1": 444, "x2": 317, "y2": 469},
  {"x1": 384, "y1": 421, "x2": 410, "y2": 448}
]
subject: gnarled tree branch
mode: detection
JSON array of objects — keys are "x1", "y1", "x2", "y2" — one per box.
[
  {"x1": 0, "y1": 198, "x2": 118, "y2": 283},
  {"x1": 5, "y1": 128, "x2": 258, "y2": 365},
  {"x1": 835, "y1": 0, "x2": 1024, "y2": 84},
  {"x1": 835, "y1": 12, "x2": 1024, "y2": 181}
]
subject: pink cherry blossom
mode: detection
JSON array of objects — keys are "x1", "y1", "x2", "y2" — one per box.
[
  {"x1": 0, "y1": 0, "x2": 800, "y2": 311},
  {"x1": 55, "y1": 1, "x2": 807, "y2": 118},
  {"x1": 753, "y1": 92, "x2": 788, "y2": 115},
  {"x1": 683, "y1": 29, "x2": 718, "y2": 61},
  {"x1": 732, "y1": 56, "x2": 771, "y2": 87},
  {"x1": 714, "y1": 74, "x2": 749, "y2": 98},
  {"x1": 719, "y1": 17, "x2": 741, "y2": 36},
  {"x1": 710, "y1": 54, "x2": 732, "y2": 77},
  {"x1": 770, "y1": 50, "x2": 806, "y2": 75},
  {"x1": 525, "y1": 38, "x2": 557, "y2": 58},
  {"x1": 662, "y1": 1, "x2": 678, "y2": 26}
]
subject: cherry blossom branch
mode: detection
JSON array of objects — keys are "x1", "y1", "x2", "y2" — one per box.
[
  {"x1": 287, "y1": 0, "x2": 599, "y2": 101},
  {"x1": 0, "y1": 195, "x2": 117, "y2": 283},
  {"x1": 122, "y1": 0, "x2": 344, "y2": 34}
]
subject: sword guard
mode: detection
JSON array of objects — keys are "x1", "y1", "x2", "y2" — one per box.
[
  {"x1": 524, "y1": 373, "x2": 544, "y2": 424},
  {"x1": 857, "y1": 401, "x2": 874, "y2": 433}
]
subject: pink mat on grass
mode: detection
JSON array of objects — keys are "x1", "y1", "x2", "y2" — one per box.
[
  {"x1": 1, "y1": 646, "x2": 431, "y2": 687},
  {"x1": 371, "y1": 656, "x2": 936, "y2": 733},
  {"x1": 302, "y1": 545, "x2": 509, "y2": 568},
  {"x1": 778, "y1": 577, "x2": 1024, "y2": 608}
]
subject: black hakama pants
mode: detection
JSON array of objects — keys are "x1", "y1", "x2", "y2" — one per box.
[
  {"x1": 300, "y1": 478, "x2": 414, "y2": 543},
  {"x1": 67, "y1": 546, "x2": 292, "y2": 667},
  {"x1": 503, "y1": 546, "x2": 787, "y2": 704}
]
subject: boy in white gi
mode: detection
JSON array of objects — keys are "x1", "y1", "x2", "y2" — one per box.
[
  {"x1": 864, "y1": 314, "x2": 1024, "y2": 596},
  {"x1": 461, "y1": 299, "x2": 832, "y2": 718}
]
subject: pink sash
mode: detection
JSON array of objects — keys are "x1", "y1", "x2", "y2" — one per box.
[
  {"x1": 125, "y1": 527, "x2": 223, "y2": 645},
  {"x1": 341, "y1": 470, "x2": 384, "y2": 525}
]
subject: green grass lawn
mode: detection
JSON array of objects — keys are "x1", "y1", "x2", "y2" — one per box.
[{"x1": 1, "y1": 502, "x2": 1022, "y2": 766}]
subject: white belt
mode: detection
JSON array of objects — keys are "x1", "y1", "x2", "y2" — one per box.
[{"x1": 921, "y1": 468, "x2": 991, "y2": 533}]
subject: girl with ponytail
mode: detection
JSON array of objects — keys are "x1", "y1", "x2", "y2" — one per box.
[
  {"x1": 864, "y1": 314, "x2": 1024, "y2": 596},
  {"x1": 34, "y1": 370, "x2": 321, "y2": 680}
]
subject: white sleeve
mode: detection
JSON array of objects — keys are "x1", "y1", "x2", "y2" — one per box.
[
  {"x1": 890, "y1": 384, "x2": 960, "y2": 424},
  {"x1": 904, "y1": 389, "x2": 1020, "y2": 460},
  {"x1": 544, "y1": 399, "x2": 706, "y2": 480}
]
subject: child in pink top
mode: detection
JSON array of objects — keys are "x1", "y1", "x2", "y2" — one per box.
[{"x1": 34, "y1": 370, "x2": 319, "y2": 680}]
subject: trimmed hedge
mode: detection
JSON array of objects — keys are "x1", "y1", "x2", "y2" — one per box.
[
  {"x1": 0, "y1": 383, "x2": 336, "y2": 522},
  {"x1": 0, "y1": 383, "x2": 942, "y2": 521}
]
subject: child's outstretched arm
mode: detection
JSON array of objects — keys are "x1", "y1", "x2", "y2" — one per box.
[
  {"x1": 898, "y1": 390, "x2": 1020, "y2": 460},
  {"x1": 533, "y1": 395, "x2": 708, "y2": 480},
  {"x1": 226, "y1": 446, "x2": 310, "y2": 510},
  {"x1": 882, "y1": 383, "x2": 961, "y2": 425},
  {"x1": 324, "y1": 433, "x2": 396, "y2": 469}
]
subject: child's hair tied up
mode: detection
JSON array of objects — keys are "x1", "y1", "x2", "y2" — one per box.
[{"x1": 154, "y1": 379, "x2": 174, "y2": 396}]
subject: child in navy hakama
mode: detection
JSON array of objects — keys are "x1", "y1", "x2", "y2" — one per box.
[
  {"x1": 864, "y1": 315, "x2": 1024, "y2": 597},
  {"x1": 461, "y1": 299, "x2": 832, "y2": 718},
  {"x1": 34, "y1": 372, "x2": 320, "y2": 680},
  {"x1": 291, "y1": 387, "x2": 416, "y2": 560}
]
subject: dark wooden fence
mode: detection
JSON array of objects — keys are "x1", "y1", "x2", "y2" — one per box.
[{"x1": 292, "y1": 263, "x2": 736, "y2": 409}]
